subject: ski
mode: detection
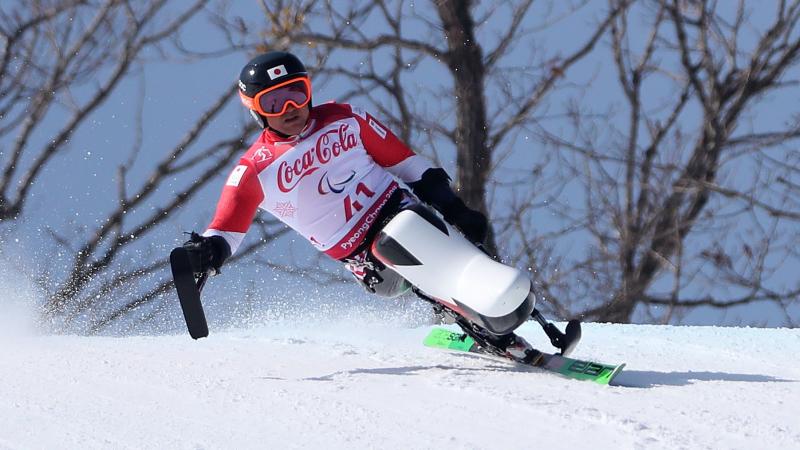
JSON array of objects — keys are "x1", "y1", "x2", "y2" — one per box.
[
  {"x1": 423, "y1": 327, "x2": 625, "y2": 385},
  {"x1": 170, "y1": 247, "x2": 209, "y2": 339}
]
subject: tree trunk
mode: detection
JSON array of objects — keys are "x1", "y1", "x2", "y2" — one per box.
[{"x1": 435, "y1": 0, "x2": 496, "y2": 252}]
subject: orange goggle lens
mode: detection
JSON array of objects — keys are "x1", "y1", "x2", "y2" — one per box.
[{"x1": 239, "y1": 77, "x2": 311, "y2": 117}]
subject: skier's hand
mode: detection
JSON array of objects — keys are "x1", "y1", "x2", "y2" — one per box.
[
  {"x1": 452, "y1": 207, "x2": 488, "y2": 244},
  {"x1": 408, "y1": 168, "x2": 489, "y2": 244},
  {"x1": 181, "y1": 232, "x2": 231, "y2": 275}
]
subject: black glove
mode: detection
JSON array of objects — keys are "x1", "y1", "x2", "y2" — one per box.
[
  {"x1": 182, "y1": 232, "x2": 231, "y2": 275},
  {"x1": 450, "y1": 206, "x2": 489, "y2": 244},
  {"x1": 408, "y1": 168, "x2": 490, "y2": 244}
]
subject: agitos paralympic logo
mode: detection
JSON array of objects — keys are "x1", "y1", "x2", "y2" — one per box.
[
  {"x1": 277, "y1": 124, "x2": 358, "y2": 192},
  {"x1": 318, "y1": 170, "x2": 357, "y2": 195}
]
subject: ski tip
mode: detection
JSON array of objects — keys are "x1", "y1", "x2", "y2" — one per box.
[{"x1": 604, "y1": 363, "x2": 626, "y2": 386}]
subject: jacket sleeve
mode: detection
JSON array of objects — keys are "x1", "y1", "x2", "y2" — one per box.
[
  {"x1": 202, "y1": 157, "x2": 265, "y2": 254},
  {"x1": 351, "y1": 106, "x2": 432, "y2": 184}
]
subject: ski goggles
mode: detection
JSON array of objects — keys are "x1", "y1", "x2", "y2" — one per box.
[{"x1": 239, "y1": 77, "x2": 312, "y2": 117}]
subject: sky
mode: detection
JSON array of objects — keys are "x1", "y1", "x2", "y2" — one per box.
[{"x1": 1, "y1": 1, "x2": 798, "y2": 331}]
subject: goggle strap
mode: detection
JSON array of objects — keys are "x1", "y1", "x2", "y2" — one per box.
[{"x1": 239, "y1": 91, "x2": 255, "y2": 110}]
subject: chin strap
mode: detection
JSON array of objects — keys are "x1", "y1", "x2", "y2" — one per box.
[{"x1": 250, "y1": 110, "x2": 267, "y2": 129}]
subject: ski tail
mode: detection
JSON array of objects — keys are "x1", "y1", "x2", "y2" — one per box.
[
  {"x1": 423, "y1": 327, "x2": 625, "y2": 385},
  {"x1": 170, "y1": 247, "x2": 209, "y2": 339},
  {"x1": 423, "y1": 327, "x2": 479, "y2": 352}
]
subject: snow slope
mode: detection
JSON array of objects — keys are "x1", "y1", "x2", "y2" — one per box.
[{"x1": 1, "y1": 321, "x2": 798, "y2": 450}]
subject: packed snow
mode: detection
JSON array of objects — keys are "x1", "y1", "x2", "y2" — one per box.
[{"x1": 1, "y1": 317, "x2": 798, "y2": 449}]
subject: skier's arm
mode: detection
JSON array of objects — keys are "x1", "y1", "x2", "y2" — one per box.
[
  {"x1": 353, "y1": 107, "x2": 430, "y2": 183},
  {"x1": 354, "y1": 107, "x2": 488, "y2": 244},
  {"x1": 182, "y1": 158, "x2": 265, "y2": 274}
]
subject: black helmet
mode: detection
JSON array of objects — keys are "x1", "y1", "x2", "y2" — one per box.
[{"x1": 238, "y1": 51, "x2": 311, "y2": 128}]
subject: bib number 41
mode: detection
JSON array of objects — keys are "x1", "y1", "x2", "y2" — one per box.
[{"x1": 343, "y1": 182, "x2": 375, "y2": 221}]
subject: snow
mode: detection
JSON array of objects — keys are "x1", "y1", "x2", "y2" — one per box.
[{"x1": 1, "y1": 321, "x2": 798, "y2": 450}]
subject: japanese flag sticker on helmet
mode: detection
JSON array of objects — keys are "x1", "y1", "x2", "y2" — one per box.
[{"x1": 267, "y1": 64, "x2": 287, "y2": 80}]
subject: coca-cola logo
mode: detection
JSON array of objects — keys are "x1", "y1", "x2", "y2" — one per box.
[{"x1": 277, "y1": 124, "x2": 358, "y2": 192}]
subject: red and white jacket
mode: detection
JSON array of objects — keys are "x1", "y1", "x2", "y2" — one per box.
[{"x1": 203, "y1": 103, "x2": 432, "y2": 260}]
